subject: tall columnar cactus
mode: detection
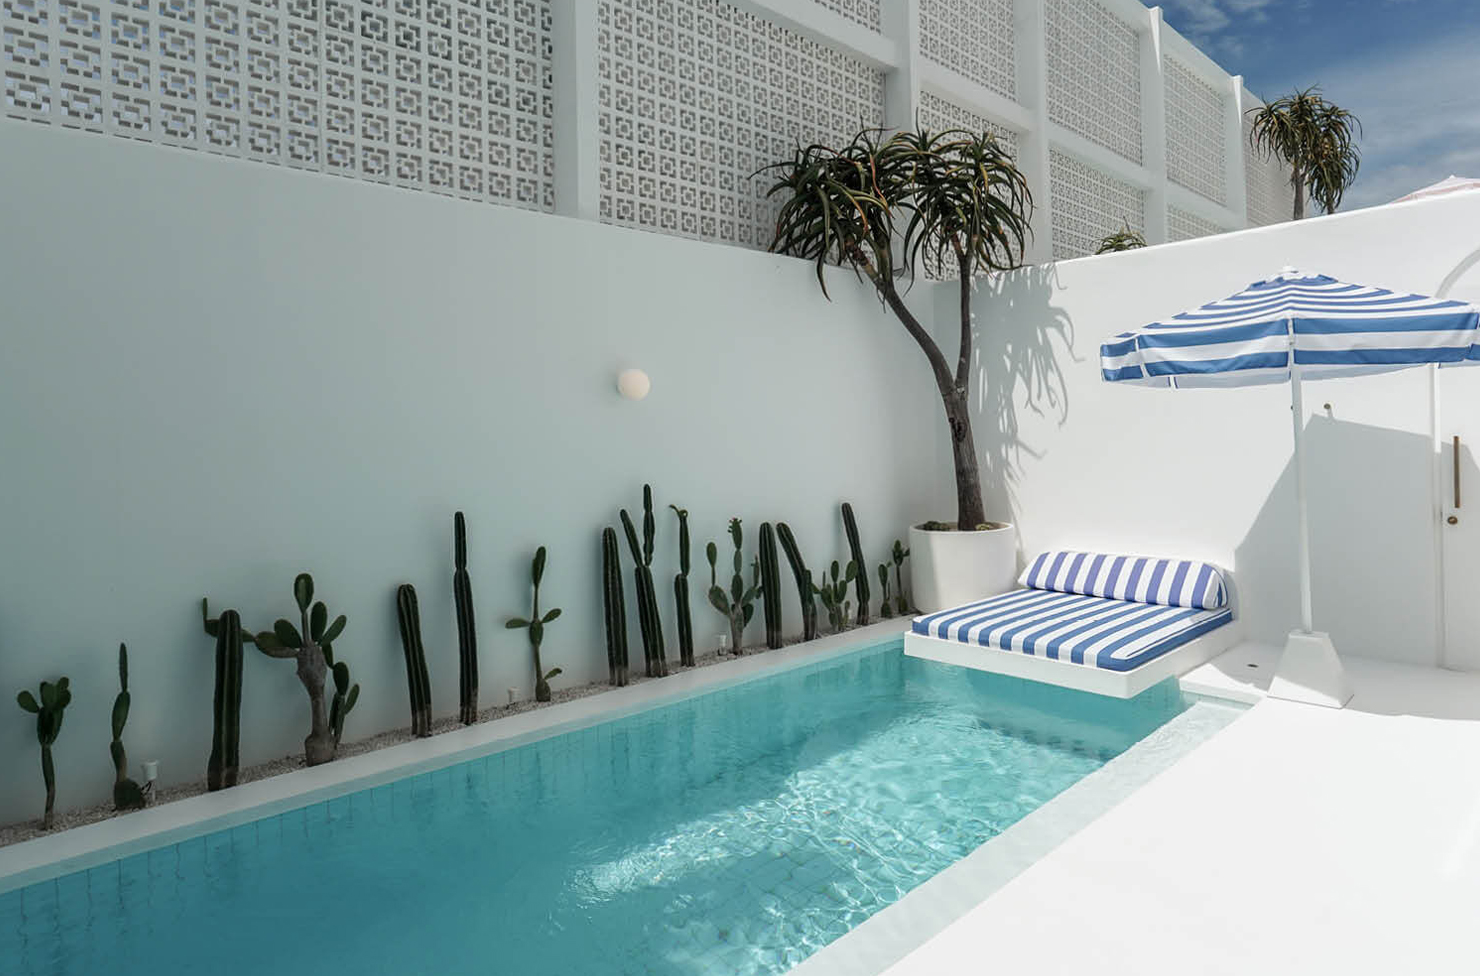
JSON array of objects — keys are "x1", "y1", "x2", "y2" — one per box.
[
  {"x1": 877, "y1": 564, "x2": 894, "y2": 620},
  {"x1": 601, "y1": 526, "x2": 630, "y2": 686},
  {"x1": 110, "y1": 644, "x2": 146, "y2": 811},
  {"x1": 707, "y1": 518, "x2": 761, "y2": 655},
  {"x1": 620, "y1": 484, "x2": 667, "y2": 678},
  {"x1": 202, "y1": 602, "x2": 244, "y2": 791},
  {"x1": 506, "y1": 546, "x2": 563, "y2": 702},
  {"x1": 453, "y1": 511, "x2": 479, "y2": 725},
  {"x1": 815, "y1": 560, "x2": 857, "y2": 635},
  {"x1": 395, "y1": 583, "x2": 433, "y2": 737},
  {"x1": 891, "y1": 540, "x2": 911, "y2": 616},
  {"x1": 16, "y1": 677, "x2": 71, "y2": 829},
  {"x1": 757, "y1": 522, "x2": 783, "y2": 649},
  {"x1": 244, "y1": 574, "x2": 356, "y2": 766},
  {"x1": 670, "y1": 504, "x2": 695, "y2": 667},
  {"x1": 841, "y1": 502, "x2": 870, "y2": 625},
  {"x1": 776, "y1": 522, "x2": 818, "y2": 642}
]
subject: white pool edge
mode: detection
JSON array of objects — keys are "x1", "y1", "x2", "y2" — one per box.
[{"x1": 0, "y1": 621, "x2": 910, "y2": 895}]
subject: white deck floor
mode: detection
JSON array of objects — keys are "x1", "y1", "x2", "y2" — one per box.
[{"x1": 883, "y1": 647, "x2": 1480, "y2": 975}]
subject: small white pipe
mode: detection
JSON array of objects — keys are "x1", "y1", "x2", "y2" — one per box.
[{"x1": 1290, "y1": 354, "x2": 1314, "y2": 634}]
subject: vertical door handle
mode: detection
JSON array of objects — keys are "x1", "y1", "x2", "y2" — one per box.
[{"x1": 1451, "y1": 436, "x2": 1462, "y2": 524}]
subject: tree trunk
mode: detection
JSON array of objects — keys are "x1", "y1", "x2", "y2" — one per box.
[
  {"x1": 1292, "y1": 165, "x2": 1306, "y2": 220},
  {"x1": 41, "y1": 745, "x2": 55, "y2": 829},
  {"x1": 944, "y1": 389, "x2": 987, "y2": 528},
  {"x1": 297, "y1": 645, "x2": 335, "y2": 766}
]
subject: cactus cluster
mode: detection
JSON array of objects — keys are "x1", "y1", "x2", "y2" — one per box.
[
  {"x1": 620, "y1": 485, "x2": 667, "y2": 678},
  {"x1": 757, "y1": 522, "x2": 783, "y2": 649},
  {"x1": 877, "y1": 563, "x2": 894, "y2": 619},
  {"x1": 601, "y1": 526, "x2": 630, "y2": 686},
  {"x1": 506, "y1": 546, "x2": 563, "y2": 702},
  {"x1": 815, "y1": 560, "x2": 857, "y2": 635},
  {"x1": 201, "y1": 602, "x2": 245, "y2": 791},
  {"x1": 110, "y1": 644, "x2": 146, "y2": 811},
  {"x1": 453, "y1": 512, "x2": 479, "y2": 725},
  {"x1": 16, "y1": 677, "x2": 71, "y2": 829},
  {"x1": 891, "y1": 540, "x2": 911, "y2": 616},
  {"x1": 708, "y1": 518, "x2": 761, "y2": 654},
  {"x1": 841, "y1": 503, "x2": 870, "y2": 625},
  {"x1": 776, "y1": 523, "x2": 818, "y2": 641},
  {"x1": 670, "y1": 505, "x2": 695, "y2": 667},
  {"x1": 396, "y1": 583, "x2": 433, "y2": 737}
]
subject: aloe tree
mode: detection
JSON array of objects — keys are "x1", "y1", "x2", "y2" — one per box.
[
  {"x1": 1095, "y1": 221, "x2": 1147, "y2": 254},
  {"x1": 764, "y1": 127, "x2": 1032, "y2": 529},
  {"x1": 1248, "y1": 87, "x2": 1361, "y2": 219}
]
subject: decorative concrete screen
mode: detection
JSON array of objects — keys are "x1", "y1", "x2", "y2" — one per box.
[{"x1": 4, "y1": 0, "x2": 1294, "y2": 255}]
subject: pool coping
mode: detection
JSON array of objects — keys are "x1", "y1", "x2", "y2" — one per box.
[{"x1": 0, "y1": 620, "x2": 911, "y2": 895}]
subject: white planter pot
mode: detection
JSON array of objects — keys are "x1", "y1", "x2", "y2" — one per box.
[{"x1": 909, "y1": 522, "x2": 1018, "y2": 613}]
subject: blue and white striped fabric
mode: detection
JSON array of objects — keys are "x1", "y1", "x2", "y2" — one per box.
[
  {"x1": 912, "y1": 589, "x2": 1233, "y2": 672},
  {"x1": 1100, "y1": 269, "x2": 1480, "y2": 388},
  {"x1": 1019, "y1": 550, "x2": 1227, "y2": 610}
]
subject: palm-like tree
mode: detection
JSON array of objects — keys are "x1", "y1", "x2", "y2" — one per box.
[
  {"x1": 1248, "y1": 86, "x2": 1361, "y2": 220},
  {"x1": 1095, "y1": 221, "x2": 1147, "y2": 254},
  {"x1": 763, "y1": 127, "x2": 1032, "y2": 530}
]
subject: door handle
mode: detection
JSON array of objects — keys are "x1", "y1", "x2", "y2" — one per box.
[{"x1": 1451, "y1": 435, "x2": 1462, "y2": 524}]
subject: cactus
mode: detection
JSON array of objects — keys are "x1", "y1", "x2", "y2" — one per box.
[
  {"x1": 601, "y1": 526, "x2": 630, "y2": 686},
  {"x1": 757, "y1": 522, "x2": 783, "y2": 649},
  {"x1": 670, "y1": 504, "x2": 695, "y2": 667},
  {"x1": 109, "y1": 644, "x2": 145, "y2": 811},
  {"x1": 453, "y1": 511, "x2": 479, "y2": 725},
  {"x1": 891, "y1": 540, "x2": 911, "y2": 615},
  {"x1": 877, "y1": 564, "x2": 894, "y2": 620},
  {"x1": 202, "y1": 601, "x2": 245, "y2": 791},
  {"x1": 395, "y1": 583, "x2": 433, "y2": 737},
  {"x1": 841, "y1": 502, "x2": 870, "y2": 625},
  {"x1": 619, "y1": 484, "x2": 667, "y2": 678},
  {"x1": 776, "y1": 522, "x2": 818, "y2": 641},
  {"x1": 506, "y1": 546, "x2": 563, "y2": 702},
  {"x1": 815, "y1": 560, "x2": 857, "y2": 635},
  {"x1": 240, "y1": 574, "x2": 354, "y2": 766},
  {"x1": 16, "y1": 676, "x2": 71, "y2": 829},
  {"x1": 707, "y1": 518, "x2": 761, "y2": 655}
]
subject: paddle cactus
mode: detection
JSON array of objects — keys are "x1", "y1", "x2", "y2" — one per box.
[
  {"x1": 891, "y1": 540, "x2": 911, "y2": 615},
  {"x1": 708, "y1": 518, "x2": 761, "y2": 655},
  {"x1": 620, "y1": 485, "x2": 667, "y2": 678},
  {"x1": 671, "y1": 504, "x2": 695, "y2": 667},
  {"x1": 506, "y1": 546, "x2": 563, "y2": 702},
  {"x1": 396, "y1": 583, "x2": 433, "y2": 737},
  {"x1": 776, "y1": 522, "x2": 818, "y2": 641},
  {"x1": 454, "y1": 512, "x2": 479, "y2": 725},
  {"x1": 758, "y1": 522, "x2": 783, "y2": 648},
  {"x1": 201, "y1": 601, "x2": 244, "y2": 791},
  {"x1": 815, "y1": 560, "x2": 857, "y2": 635},
  {"x1": 602, "y1": 526, "x2": 630, "y2": 686},
  {"x1": 16, "y1": 676, "x2": 71, "y2": 829},
  {"x1": 110, "y1": 644, "x2": 145, "y2": 811},
  {"x1": 841, "y1": 502, "x2": 870, "y2": 625}
]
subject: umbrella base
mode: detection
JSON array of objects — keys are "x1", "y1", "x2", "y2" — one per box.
[{"x1": 1268, "y1": 630, "x2": 1354, "y2": 708}]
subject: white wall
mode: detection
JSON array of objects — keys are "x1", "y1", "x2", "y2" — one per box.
[
  {"x1": 949, "y1": 191, "x2": 1480, "y2": 667},
  {"x1": 0, "y1": 123, "x2": 946, "y2": 825}
]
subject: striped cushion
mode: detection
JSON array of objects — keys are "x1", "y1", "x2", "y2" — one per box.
[
  {"x1": 1018, "y1": 551, "x2": 1227, "y2": 610},
  {"x1": 912, "y1": 589, "x2": 1233, "y2": 672}
]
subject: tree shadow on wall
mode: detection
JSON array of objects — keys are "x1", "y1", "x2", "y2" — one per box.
[{"x1": 965, "y1": 264, "x2": 1075, "y2": 522}]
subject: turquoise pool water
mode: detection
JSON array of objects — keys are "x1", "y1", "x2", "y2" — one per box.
[{"x1": 1, "y1": 640, "x2": 1193, "y2": 976}]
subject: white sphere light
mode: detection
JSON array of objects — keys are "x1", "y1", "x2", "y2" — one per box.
[{"x1": 617, "y1": 368, "x2": 651, "y2": 401}]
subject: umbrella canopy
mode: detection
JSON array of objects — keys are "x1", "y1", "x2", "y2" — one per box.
[
  {"x1": 1394, "y1": 175, "x2": 1480, "y2": 204},
  {"x1": 1101, "y1": 269, "x2": 1480, "y2": 388}
]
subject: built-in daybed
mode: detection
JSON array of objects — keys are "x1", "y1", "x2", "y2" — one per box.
[{"x1": 905, "y1": 550, "x2": 1240, "y2": 698}]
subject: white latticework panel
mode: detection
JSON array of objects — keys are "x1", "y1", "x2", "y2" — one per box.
[
  {"x1": 918, "y1": 0, "x2": 1014, "y2": 101},
  {"x1": 1164, "y1": 57, "x2": 1225, "y2": 204},
  {"x1": 1168, "y1": 204, "x2": 1224, "y2": 242},
  {"x1": 1244, "y1": 112, "x2": 1294, "y2": 227},
  {"x1": 598, "y1": 0, "x2": 885, "y2": 249},
  {"x1": 1049, "y1": 149, "x2": 1144, "y2": 260},
  {"x1": 810, "y1": 0, "x2": 878, "y2": 32},
  {"x1": 3, "y1": 0, "x2": 555, "y2": 208},
  {"x1": 1044, "y1": 0, "x2": 1140, "y2": 165},
  {"x1": 917, "y1": 90, "x2": 1020, "y2": 279}
]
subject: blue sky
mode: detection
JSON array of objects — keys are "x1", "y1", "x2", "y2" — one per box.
[{"x1": 1157, "y1": 0, "x2": 1480, "y2": 209}]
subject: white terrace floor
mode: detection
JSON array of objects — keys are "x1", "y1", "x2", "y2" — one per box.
[{"x1": 883, "y1": 644, "x2": 1480, "y2": 976}]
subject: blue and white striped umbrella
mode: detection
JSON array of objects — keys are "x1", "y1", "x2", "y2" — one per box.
[{"x1": 1100, "y1": 268, "x2": 1480, "y2": 388}]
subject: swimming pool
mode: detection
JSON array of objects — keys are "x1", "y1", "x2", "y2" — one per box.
[{"x1": 1, "y1": 638, "x2": 1200, "y2": 975}]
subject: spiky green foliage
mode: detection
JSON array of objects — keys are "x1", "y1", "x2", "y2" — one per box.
[
  {"x1": 1248, "y1": 87, "x2": 1361, "y2": 219},
  {"x1": 708, "y1": 519, "x2": 761, "y2": 655},
  {"x1": 453, "y1": 511, "x2": 479, "y2": 725},
  {"x1": 840, "y1": 503, "x2": 870, "y2": 625},
  {"x1": 1094, "y1": 221, "x2": 1147, "y2": 254},
  {"x1": 602, "y1": 526, "x2": 630, "y2": 686},
  {"x1": 757, "y1": 522, "x2": 783, "y2": 649},
  {"x1": 506, "y1": 546, "x2": 563, "y2": 702},
  {"x1": 775, "y1": 522, "x2": 818, "y2": 641},
  {"x1": 891, "y1": 540, "x2": 911, "y2": 616},
  {"x1": 620, "y1": 485, "x2": 667, "y2": 678},
  {"x1": 109, "y1": 644, "x2": 145, "y2": 811},
  {"x1": 765, "y1": 127, "x2": 1032, "y2": 531},
  {"x1": 814, "y1": 561, "x2": 857, "y2": 635},
  {"x1": 670, "y1": 504, "x2": 696, "y2": 667},
  {"x1": 17, "y1": 676, "x2": 71, "y2": 828},
  {"x1": 202, "y1": 601, "x2": 244, "y2": 791},
  {"x1": 395, "y1": 583, "x2": 433, "y2": 737}
]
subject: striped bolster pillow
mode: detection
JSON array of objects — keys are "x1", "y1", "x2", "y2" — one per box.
[{"x1": 1017, "y1": 550, "x2": 1228, "y2": 610}]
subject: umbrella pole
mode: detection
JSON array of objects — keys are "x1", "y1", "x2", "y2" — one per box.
[{"x1": 1289, "y1": 363, "x2": 1315, "y2": 633}]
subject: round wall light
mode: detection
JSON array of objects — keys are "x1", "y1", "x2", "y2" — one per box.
[{"x1": 617, "y1": 368, "x2": 651, "y2": 401}]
